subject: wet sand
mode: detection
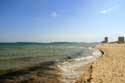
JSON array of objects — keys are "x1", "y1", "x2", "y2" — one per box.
[{"x1": 76, "y1": 44, "x2": 125, "y2": 83}]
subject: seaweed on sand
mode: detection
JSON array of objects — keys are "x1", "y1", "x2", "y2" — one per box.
[{"x1": 0, "y1": 61, "x2": 63, "y2": 83}]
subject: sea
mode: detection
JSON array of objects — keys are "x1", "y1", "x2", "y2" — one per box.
[{"x1": 0, "y1": 42, "x2": 102, "y2": 83}]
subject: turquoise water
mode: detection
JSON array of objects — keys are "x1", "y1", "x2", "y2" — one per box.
[{"x1": 0, "y1": 43, "x2": 97, "y2": 72}]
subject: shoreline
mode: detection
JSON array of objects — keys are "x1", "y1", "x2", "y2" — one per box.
[
  {"x1": 0, "y1": 45, "x2": 101, "y2": 83},
  {"x1": 76, "y1": 44, "x2": 125, "y2": 83},
  {"x1": 75, "y1": 44, "x2": 106, "y2": 83}
]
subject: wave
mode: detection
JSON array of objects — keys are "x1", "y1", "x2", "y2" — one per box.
[
  {"x1": 57, "y1": 48, "x2": 102, "y2": 83},
  {"x1": 0, "y1": 46, "x2": 102, "y2": 83}
]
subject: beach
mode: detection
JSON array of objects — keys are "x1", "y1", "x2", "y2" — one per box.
[
  {"x1": 0, "y1": 43, "x2": 98, "y2": 83},
  {"x1": 76, "y1": 44, "x2": 125, "y2": 83},
  {"x1": 1, "y1": 43, "x2": 125, "y2": 83}
]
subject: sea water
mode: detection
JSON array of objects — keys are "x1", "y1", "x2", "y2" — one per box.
[{"x1": 0, "y1": 42, "x2": 102, "y2": 82}]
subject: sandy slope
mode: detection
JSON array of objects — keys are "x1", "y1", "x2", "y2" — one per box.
[{"x1": 76, "y1": 44, "x2": 125, "y2": 83}]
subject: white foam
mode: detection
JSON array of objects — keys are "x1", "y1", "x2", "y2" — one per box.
[
  {"x1": 57, "y1": 55, "x2": 97, "y2": 83},
  {"x1": 57, "y1": 61, "x2": 84, "y2": 83},
  {"x1": 92, "y1": 49, "x2": 102, "y2": 57},
  {"x1": 57, "y1": 48, "x2": 102, "y2": 83}
]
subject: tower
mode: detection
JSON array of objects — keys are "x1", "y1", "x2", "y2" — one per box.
[{"x1": 118, "y1": 36, "x2": 124, "y2": 43}]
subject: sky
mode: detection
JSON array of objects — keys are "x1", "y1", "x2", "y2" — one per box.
[{"x1": 0, "y1": 0, "x2": 125, "y2": 42}]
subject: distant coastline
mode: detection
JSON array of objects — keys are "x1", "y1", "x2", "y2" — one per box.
[{"x1": 0, "y1": 42, "x2": 99, "y2": 45}]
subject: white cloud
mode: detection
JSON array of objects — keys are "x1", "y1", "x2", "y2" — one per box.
[
  {"x1": 100, "y1": 5, "x2": 120, "y2": 14},
  {"x1": 100, "y1": 7, "x2": 114, "y2": 14},
  {"x1": 51, "y1": 12, "x2": 59, "y2": 17}
]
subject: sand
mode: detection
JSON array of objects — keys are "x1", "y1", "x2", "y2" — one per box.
[{"x1": 76, "y1": 44, "x2": 125, "y2": 83}]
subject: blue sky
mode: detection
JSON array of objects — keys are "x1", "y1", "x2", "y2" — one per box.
[{"x1": 0, "y1": 0, "x2": 125, "y2": 42}]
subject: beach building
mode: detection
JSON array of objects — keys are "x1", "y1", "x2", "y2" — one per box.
[
  {"x1": 118, "y1": 36, "x2": 124, "y2": 43},
  {"x1": 102, "y1": 37, "x2": 108, "y2": 43}
]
